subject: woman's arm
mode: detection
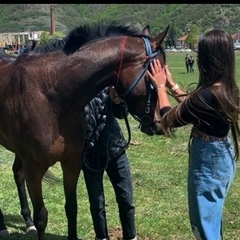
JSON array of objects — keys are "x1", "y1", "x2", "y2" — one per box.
[
  {"x1": 147, "y1": 59, "x2": 171, "y2": 111},
  {"x1": 164, "y1": 65, "x2": 187, "y2": 103}
]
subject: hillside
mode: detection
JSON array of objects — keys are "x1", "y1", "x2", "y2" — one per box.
[{"x1": 0, "y1": 4, "x2": 240, "y2": 37}]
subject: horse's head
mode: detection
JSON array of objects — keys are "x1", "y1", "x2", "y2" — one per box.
[
  {"x1": 115, "y1": 25, "x2": 169, "y2": 135},
  {"x1": 62, "y1": 22, "x2": 168, "y2": 135}
]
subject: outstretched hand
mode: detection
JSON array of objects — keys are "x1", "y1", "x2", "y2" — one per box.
[{"x1": 147, "y1": 59, "x2": 167, "y2": 89}]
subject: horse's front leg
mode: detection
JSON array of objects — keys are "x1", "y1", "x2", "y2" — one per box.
[
  {"x1": 12, "y1": 155, "x2": 37, "y2": 234},
  {"x1": 61, "y1": 157, "x2": 81, "y2": 240},
  {"x1": 24, "y1": 161, "x2": 48, "y2": 240}
]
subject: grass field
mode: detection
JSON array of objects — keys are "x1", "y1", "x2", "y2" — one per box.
[{"x1": 1, "y1": 52, "x2": 240, "y2": 240}]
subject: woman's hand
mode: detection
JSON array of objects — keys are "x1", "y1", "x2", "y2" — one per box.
[
  {"x1": 147, "y1": 59, "x2": 167, "y2": 90},
  {"x1": 164, "y1": 65, "x2": 175, "y2": 89}
]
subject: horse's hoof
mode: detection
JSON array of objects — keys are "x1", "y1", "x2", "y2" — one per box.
[
  {"x1": 26, "y1": 225, "x2": 37, "y2": 235},
  {"x1": 0, "y1": 229, "x2": 10, "y2": 237}
]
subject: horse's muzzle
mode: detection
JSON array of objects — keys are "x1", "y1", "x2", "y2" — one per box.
[{"x1": 139, "y1": 121, "x2": 164, "y2": 136}]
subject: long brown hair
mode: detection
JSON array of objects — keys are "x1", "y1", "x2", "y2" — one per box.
[
  {"x1": 163, "y1": 29, "x2": 240, "y2": 160},
  {"x1": 198, "y1": 29, "x2": 240, "y2": 160}
]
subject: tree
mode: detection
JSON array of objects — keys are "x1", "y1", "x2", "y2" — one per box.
[
  {"x1": 40, "y1": 31, "x2": 50, "y2": 45},
  {"x1": 165, "y1": 23, "x2": 177, "y2": 48},
  {"x1": 185, "y1": 24, "x2": 200, "y2": 49},
  {"x1": 40, "y1": 31, "x2": 65, "y2": 45}
]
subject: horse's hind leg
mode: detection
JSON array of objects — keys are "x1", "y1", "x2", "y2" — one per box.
[
  {"x1": 61, "y1": 158, "x2": 81, "y2": 240},
  {"x1": 13, "y1": 155, "x2": 37, "y2": 234},
  {"x1": 0, "y1": 208, "x2": 9, "y2": 237}
]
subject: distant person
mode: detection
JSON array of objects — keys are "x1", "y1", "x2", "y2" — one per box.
[
  {"x1": 189, "y1": 56, "x2": 195, "y2": 73},
  {"x1": 185, "y1": 53, "x2": 190, "y2": 73},
  {"x1": 18, "y1": 45, "x2": 23, "y2": 55},
  {"x1": 22, "y1": 41, "x2": 38, "y2": 54}
]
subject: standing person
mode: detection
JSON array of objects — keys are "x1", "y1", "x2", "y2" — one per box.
[
  {"x1": 189, "y1": 56, "x2": 195, "y2": 73},
  {"x1": 147, "y1": 29, "x2": 239, "y2": 240},
  {"x1": 185, "y1": 53, "x2": 190, "y2": 73},
  {"x1": 82, "y1": 86, "x2": 137, "y2": 240},
  {"x1": 18, "y1": 45, "x2": 23, "y2": 55}
]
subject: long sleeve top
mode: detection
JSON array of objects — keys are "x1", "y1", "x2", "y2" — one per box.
[{"x1": 160, "y1": 88, "x2": 230, "y2": 137}]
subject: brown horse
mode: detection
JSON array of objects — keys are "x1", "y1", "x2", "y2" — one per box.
[
  {"x1": 0, "y1": 23, "x2": 152, "y2": 238},
  {"x1": 0, "y1": 22, "x2": 168, "y2": 240}
]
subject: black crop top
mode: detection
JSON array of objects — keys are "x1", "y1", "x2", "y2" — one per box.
[{"x1": 160, "y1": 88, "x2": 230, "y2": 137}]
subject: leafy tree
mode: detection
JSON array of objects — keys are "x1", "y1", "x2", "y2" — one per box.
[
  {"x1": 40, "y1": 31, "x2": 65, "y2": 44},
  {"x1": 185, "y1": 24, "x2": 200, "y2": 49},
  {"x1": 165, "y1": 23, "x2": 177, "y2": 48},
  {"x1": 40, "y1": 31, "x2": 50, "y2": 44}
]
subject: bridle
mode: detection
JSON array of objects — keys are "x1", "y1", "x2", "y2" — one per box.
[
  {"x1": 84, "y1": 36, "x2": 163, "y2": 172},
  {"x1": 118, "y1": 36, "x2": 162, "y2": 126}
]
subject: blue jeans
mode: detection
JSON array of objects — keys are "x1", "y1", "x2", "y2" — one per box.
[
  {"x1": 188, "y1": 137, "x2": 236, "y2": 240},
  {"x1": 82, "y1": 152, "x2": 136, "y2": 240}
]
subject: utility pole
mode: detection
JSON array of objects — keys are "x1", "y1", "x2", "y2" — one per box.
[
  {"x1": 50, "y1": 4, "x2": 55, "y2": 35},
  {"x1": 238, "y1": 29, "x2": 239, "y2": 44}
]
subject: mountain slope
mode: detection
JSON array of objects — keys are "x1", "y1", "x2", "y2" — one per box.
[{"x1": 0, "y1": 4, "x2": 239, "y2": 36}]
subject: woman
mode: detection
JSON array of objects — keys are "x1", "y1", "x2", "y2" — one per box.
[{"x1": 147, "y1": 29, "x2": 239, "y2": 240}]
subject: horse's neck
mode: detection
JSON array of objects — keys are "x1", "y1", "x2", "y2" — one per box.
[
  {"x1": 56, "y1": 42, "x2": 123, "y2": 112},
  {"x1": 55, "y1": 37, "x2": 142, "y2": 115}
]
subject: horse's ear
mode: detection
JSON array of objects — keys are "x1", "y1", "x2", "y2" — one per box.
[
  {"x1": 142, "y1": 25, "x2": 150, "y2": 36},
  {"x1": 151, "y1": 25, "x2": 170, "y2": 48}
]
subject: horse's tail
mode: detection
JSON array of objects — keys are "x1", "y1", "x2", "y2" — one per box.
[{"x1": 43, "y1": 170, "x2": 61, "y2": 184}]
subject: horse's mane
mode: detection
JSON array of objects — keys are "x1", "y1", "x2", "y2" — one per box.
[
  {"x1": 26, "y1": 21, "x2": 159, "y2": 60},
  {"x1": 63, "y1": 21, "x2": 147, "y2": 55},
  {"x1": 0, "y1": 54, "x2": 18, "y2": 62},
  {"x1": 27, "y1": 22, "x2": 145, "y2": 55},
  {"x1": 31, "y1": 38, "x2": 67, "y2": 54}
]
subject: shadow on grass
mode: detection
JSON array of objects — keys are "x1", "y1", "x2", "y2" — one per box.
[
  {"x1": 3, "y1": 214, "x2": 69, "y2": 240},
  {"x1": 4, "y1": 214, "x2": 27, "y2": 233},
  {"x1": 6, "y1": 232, "x2": 67, "y2": 240}
]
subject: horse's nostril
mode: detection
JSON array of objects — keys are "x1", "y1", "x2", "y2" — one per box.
[{"x1": 139, "y1": 124, "x2": 155, "y2": 136}]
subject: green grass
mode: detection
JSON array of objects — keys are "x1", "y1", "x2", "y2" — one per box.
[{"x1": 1, "y1": 52, "x2": 240, "y2": 240}]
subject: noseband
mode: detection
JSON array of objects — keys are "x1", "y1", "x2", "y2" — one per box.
[{"x1": 119, "y1": 37, "x2": 161, "y2": 125}]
